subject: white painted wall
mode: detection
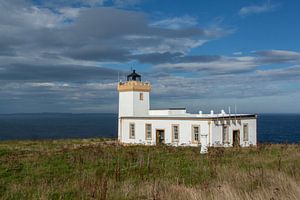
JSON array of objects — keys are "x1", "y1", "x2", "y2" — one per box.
[
  {"x1": 119, "y1": 118, "x2": 257, "y2": 147},
  {"x1": 211, "y1": 118, "x2": 257, "y2": 147},
  {"x1": 120, "y1": 118, "x2": 210, "y2": 147},
  {"x1": 118, "y1": 91, "x2": 149, "y2": 117}
]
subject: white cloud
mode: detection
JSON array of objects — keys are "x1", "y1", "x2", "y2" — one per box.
[
  {"x1": 155, "y1": 56, "x2": 258, "y2": 74},
  {"x1": 59, "y1": 7, "x2": 83, "y2": 20},
  {"x1": 154, "y1": 50, "x2": 300, "y2": 74},
  {"x1": 1, "y1": 1, "x2": 299, "y2": 113},
  {"x1": 133, "y1": 38, "x2": 207, "y2": 55},
  {"x1": 30, "y1": 82, "x2": 58, "y2": 87},
  {"x1": 149, "y1": 71, "x2": 298, "y2": 101},
  {"x1": 256, "y1": 50, "x2": 300, "y2": 58},
  {"x1": 239, "y1": 1, "x2": 278, "y2": 16},
  {"x1": 256, "y1": 65, "x2": 300, "y2": 78},
  {"x1": 0, "y1": 1, "x2": 230, "y2": 67},
  {"x1": 24, "y1": 7, "x2": 63, "y2": 28},
  {"x1": 255, "y1": 50, "x2": 300, "y2": 63},
  {"x1": 151, "y1": 16, "x2": 198, "y2": 30},
  {"x1": 0, "y1": 1, "x2": 62, "y2": 29},
  {"x1": 233, "y1": 52, "x2": 242, "y2": 55}
]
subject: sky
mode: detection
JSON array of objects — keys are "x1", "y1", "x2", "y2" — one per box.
[{"x1": 0, "y1": 0, "x2": 300, "y2": 114}]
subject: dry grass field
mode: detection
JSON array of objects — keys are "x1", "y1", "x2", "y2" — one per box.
[{"x1": 0, "y1": 138, "x2": 299, "y2": 200}]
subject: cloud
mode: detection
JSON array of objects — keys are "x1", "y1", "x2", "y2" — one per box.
[
  {"x1": 148, "y1": 62, "x2": 300, "y2": 102},
  {"x1": 0, "y1": 1, "x2": 230, "y2": 67},
  {"x1": 149, "y1": 73, "x2": 295, "y2": 101},
  {"x1": 65, "y1": 45, "x2": 131, "y2": 62},
  {"x1": 0, "y1": 0, "x2": 298, "y2": 113},
  {"x1": 0, "y1": 63, "x2": 120, "y2": 82},
  {"x1": 150, "y1": 16, "x2": 198, "y2": 30},
  {"x1": 132, "y1": 52, "x2": 183, "y2": 64},
  {"x1": 59, "y1": 7, "x2": 220, "y2": 60},
  {"x1": 0, "y1": 81, "x2": 118, "y2": 113},
  {"x1": 255, "y1": 50, "x2": 300, "y2": 63},
  {"x1": 30, "y1": 0, "x2": 141, "y2": 9},
  {"x1": 153, "y1": 50, "x2": 300, "y2": 74},
  {"x1": 3, "y1": 66, "x2": 298, "y2": 113},
  {"x1": 154, "y1": 56, "x2": 258, "y2": 74},
  {"x1": 239, "y1": 1, "x2": 279, "y2": 16},
  {"x1": 233, "y1": 52, "x2": 242, "y2": 56},
  {"x1": 256, "y1": 65, "x2": 300, "y2": 80},
  {"x1": 0, "y1": 1, "x2": 226, "y2": 112},
  {"x1": 0, "y1": 0, "x2": 63, "y2": 29},
  {"x1": 32, "y1": 0, "x2": 107, "y2": 8},
  {"x1": 0, "y1": 0, "x2": 231, "y2": 83}
]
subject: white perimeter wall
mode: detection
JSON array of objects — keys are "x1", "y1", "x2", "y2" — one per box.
[{"x1": 119, "y1": 118, "x2": 257, "y2": 147}]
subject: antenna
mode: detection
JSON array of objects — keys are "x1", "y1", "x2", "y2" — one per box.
[
  {"x1": 234, "y1": 104, "x2": 237, "y2": 121},
  {"x1": 118, "y1": 71, "x2": 120, "y2": 82}
]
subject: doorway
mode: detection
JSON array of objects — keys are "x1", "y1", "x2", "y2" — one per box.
[
  {"x1": 156, "y1": 129, "x2": 165, "y2": 145},
  {"x1": 233, "y1": 130, "x2": 240, "y2": 147}
]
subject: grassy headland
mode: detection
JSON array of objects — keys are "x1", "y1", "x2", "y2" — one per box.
[{"x1": 0, "y1": 138, "x2": 299, "y2": 199}]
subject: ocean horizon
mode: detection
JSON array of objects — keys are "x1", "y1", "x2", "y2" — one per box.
[{"x1": 0, "y1": 113, "x2": 299, "y2": 143}]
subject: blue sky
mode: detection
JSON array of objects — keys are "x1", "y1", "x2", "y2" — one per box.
[{"x1": 0, "y1": 0, "x2": 300, "y2": 114}]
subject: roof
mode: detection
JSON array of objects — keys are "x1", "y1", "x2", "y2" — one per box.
[{"x1": 121, "y1": 114, "x2": 257, "y2": 120}]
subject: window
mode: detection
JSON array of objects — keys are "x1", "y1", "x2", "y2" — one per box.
[
  {"x1": 129, "y1": 123, "x2": 135, "y2": 139},
  {"x1": 172, "y1": 125, "x2": 179, "y2": 142},
  {"x1": 222, "y1": 125, "x2": 229, "y2": 144},
  {"x1": 139, "y1": 92, "x2": 144, "y2": 100},
  {"x1": 145, "y1": 124, "x2": 152, "y2": 140},
  {"x1": 192, "y1": 125, "x2": 200, "y2": 143},
  {"x1": 243, "y1": 123, "x2": 249, "y2": 141}
]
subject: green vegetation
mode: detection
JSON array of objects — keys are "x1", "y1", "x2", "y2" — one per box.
[{"x1": 0, "y1": 138, "x2": 299, "y2": 199}]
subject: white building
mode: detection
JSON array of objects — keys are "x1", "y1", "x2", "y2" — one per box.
[{"x1": 118, "y1": 70, "x2": 257, "y2": 151}]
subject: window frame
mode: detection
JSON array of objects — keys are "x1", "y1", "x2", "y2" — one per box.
[
  {"x1": 145, "y1": 123, "x2": 152, "y2": 140},
  {"x1": 139, "y1": 92, "x2": 144, "y2": 101},
  {"x1": 243, "y1": 123, "x2": 249, "y2": 141},
  {"x1": 191, "y1": 125, "x2": 200, "y2": 143},
  {"x1": 172, "y1": 124, "x2": 179, "y2": 142},
  {"x1": 129, "y1": 123, "x2": 135, "y2": 139},
  {"x1": 222, "y1": 125, "x2": 229, "y2": 144}
]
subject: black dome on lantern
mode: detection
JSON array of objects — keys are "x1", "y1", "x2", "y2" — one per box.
[{"x1": 127, "y1": 70, "x2": 141, "y2": 81}]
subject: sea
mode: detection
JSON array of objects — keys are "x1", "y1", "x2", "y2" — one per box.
[{"x1": 0, "y1": 113, "x2": 299, "y2": 143}]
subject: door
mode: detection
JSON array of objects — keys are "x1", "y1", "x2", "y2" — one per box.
[
  {"x1": 233, "y1": 130, "x2": 240, "y2": 147},
  {"x1": 156, "y1": 129, "x2": 165, "y2": 144}
]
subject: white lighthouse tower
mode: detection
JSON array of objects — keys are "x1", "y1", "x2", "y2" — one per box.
[{"x1": 117, "y1": 70, "x2": 151, "y2": 141}]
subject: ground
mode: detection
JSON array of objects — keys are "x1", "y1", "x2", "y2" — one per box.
[{"x1": 0, "y1": 138, "x2": 299, "y2": 200}]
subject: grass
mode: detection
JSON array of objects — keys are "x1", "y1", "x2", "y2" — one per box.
[{"x1": 0, "y1": 138, "x2": 299, "y2": 199}]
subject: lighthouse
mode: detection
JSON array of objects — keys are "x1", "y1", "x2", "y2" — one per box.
[{"x1": 117, "y1": 70, "x2": 257, "y2": 147}]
